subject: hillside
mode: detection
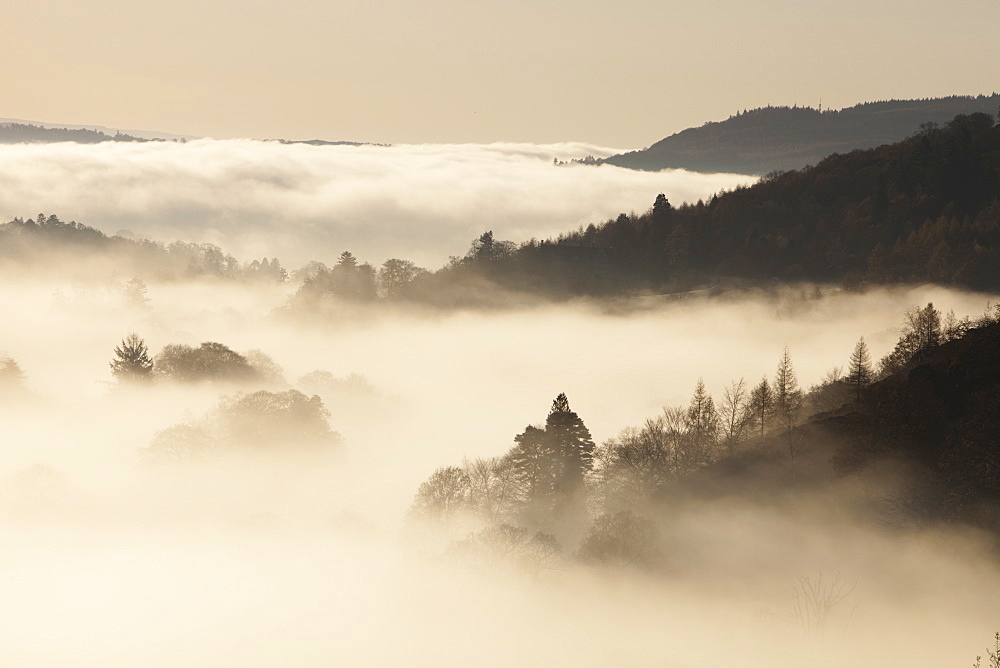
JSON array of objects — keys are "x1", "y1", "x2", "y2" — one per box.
[
  {"x1": 0, "y1": 122, "x2": 151, "y2": 144},
  {"x1": 417, "y1": 112, "x2": 1000, "y2": 302},
  {"x1": 594, "y1": 95, "x2": 1000, "y2": 174}
]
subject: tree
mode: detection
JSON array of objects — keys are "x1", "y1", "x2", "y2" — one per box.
[
  {"x1": 122, "y1": 278, "x2": 149, "y2": 307},
  {"x1": 463, "y1": 456, "x2": 521, "y2": 523},
  {"x1": 878, "y1": 303, "x2": 943, "y2": 377},
  {"x1": 377, "y1": 258, "x2": 420, "y2": 299},
  {"x1": 652, "y1": 193, "x2": 672, "y2": 223},
  {"x1": 544, "y1": 393, "x2": 595, "y2": 490},
  {"x1": 685, "y1": 379, "x2": 719, "y2": 462},
  {"x1": 748, "y1": 376, "x2": 774, "y2": 443},
  {"x1": 595, "y1": 418, "x2": 677, "y2": 510},
  {"x1": 719, "y1": 378, "x2": 750, "y2": 452},
  {"x1": 110, "y1": 333, "x2": 153, "y2": 383},
  {"x1": 448, "y1": 523, "x2": 560, "y2": 576},
  {"x1": 411, "y1": 466, "x2": 470, "y2": 524},
  {"x1": 154, "y1": 341, "x2": 259, "y2": 383},
  {"x1": 509, "y1": 425, "x2": 558, "y2": 510},
  {"x1": 0, "y1": 356, "x2": 26, "y2": 395},
  {"x1": 144, "y1": 424, "x2": 213, "y2": 464},
  {"x1": 336, "y1": 251, "x2": 358, "y2": 269},
  {"x1": 216, "y1": 389, "x2": 338, "y2": 449},
  {"x1": 846, "y1": 337, "x2": 873, "y2": 401},
  {"x1": 772, "y1": 347, "x2": 803, "y2": 455},
  {"x1": 577, "y1": 511, "x2": 660, "y2": 568},
  {"x1": 244, "y1": 349, "x2": 286, "y2": 385}
]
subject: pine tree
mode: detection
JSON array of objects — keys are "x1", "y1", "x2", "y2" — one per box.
[
  {"x1": 748, "y1": 376, "x2": 773, "y2": 443},
  {"x1": 846, "y1": 337, "x2": 873, "y2": 401},
  {"x1": 509, "y1": 425, "x2": 556, "y2": 504},
  {"x1": 686, "y1": 379, "x2": 719, "y2": 464},
  {"x1": 544, "y1": 393, "x2": 595, "y2": 490},
  {"x1": 110, "y1": 333, "x2": 153, "y2": 383},
  {"x1": 772, "y1": 347, "x2": 802, "y2": 455},
  {"x1": 0, "y1": 356, "x2": 26, "y2": 395}
]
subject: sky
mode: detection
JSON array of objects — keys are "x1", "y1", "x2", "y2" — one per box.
[{"x1": 4, "y1": 0, "x2": 999, "y2": 146}]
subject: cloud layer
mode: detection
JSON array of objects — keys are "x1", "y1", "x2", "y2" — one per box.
[{"x1": 0, "y1": 140, "x2": 751, "y2": 268}]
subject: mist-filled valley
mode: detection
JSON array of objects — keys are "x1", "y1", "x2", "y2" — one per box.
[
  {"x1": 3, "y1": 109, "x2": 1000, "y2": 667},
  {"x1": 3, "y1": 256, "x2": 1000, "y2": 665}
]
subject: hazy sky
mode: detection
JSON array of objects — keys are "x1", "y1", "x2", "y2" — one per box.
[{"x1": 5, "y1": 0, "x2": 999, "y2": 146}]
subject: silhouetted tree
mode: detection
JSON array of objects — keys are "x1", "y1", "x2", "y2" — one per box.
[
  {"x1": 154, "y1": 342, "x2": 260, "y2": 383},
  {"x1": 879, "y1": 303, "x2": 943, "y2": 377},
  {"x1": 544, "y1": 393, "x2": 596, "y2": 491},
  {"x1": 578, "y1": 511, "x2": 660, "y2": 568},
  {"x1": 411, "y1": 466, "x2": 470, "y2": 524},
  {"x1": 509, "y1": 425, "x2": 558, "y2": 509},
  {"x1": 772, "y1": 347, "x2": 803, "y2": 455},
  {"x1": 846, "y1": 337, "x2": 873, "y2": 401},
  {"x1": 463, "y1": 455, "x2": 521, "y2": 523},
  {"x1": 377, "y1": 258, "x2": 421, "y2": 298},
  {"x1": 719, "y1": 378, "x2": 750, "y2": 452},
  {"x1": 685, "y1": 379, "x2": 719, "y2": 462},
  {"x1": 110, "y1": 334, "x2": 153, "y2": 383},
  {"x1": 749, "y1": 376, "x2": 774, "y2": 443}
]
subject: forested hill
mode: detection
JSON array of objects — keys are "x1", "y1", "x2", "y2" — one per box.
[
  {"x1": 0, "y1": 123, "x2": 151, "y2": 144},
  {"x1": 592, "y1": 95, "x2": 1000, "y2": 175},
  {"x1": 420, "y1": 112, "x2": 1000, "y2": 301}
]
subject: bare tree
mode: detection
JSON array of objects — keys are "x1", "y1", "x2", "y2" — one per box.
[
  {"x1": 410, "y1": 466, "x2": 470, "y2": 524},
  {"x1": 972, "y1": 632, "x2": 1000, "y2": 668},
  {"x1": 791, "y1": 572, "x2": 857, "y2": 636},
  {"x1": 463, "y1": 455, "x2": 521, "y2": 523},
  {"x1": 578, "y1": 511, "x2": 660, "y2": 568},
  {"x1": 719, "y1": 377, "x2": 750, "y2": 453}
]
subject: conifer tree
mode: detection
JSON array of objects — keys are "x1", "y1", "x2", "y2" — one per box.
[
  {"x1": 772, "y1": 346, "x2": 802, "y2": 455},
  {"x1": 544, "y1": 392, "x2": 595, "y2": 490},
  {"x1": 110, "y1": 333, "x2": 153, "y2": 383},
  {"x1": 686, "y1": 379, "x2": 719, "y2": 463},
  {"x1": 748, "y1": 376, "x2": 773, "y2": 443},
  {"x1": 846, "y1": 337, "x2": 873, "y2": 401}
]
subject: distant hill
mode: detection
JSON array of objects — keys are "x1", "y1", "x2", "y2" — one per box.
[
  {"x1": 593, "y1": 95, "x2": 1000, "y2": 174},
  {"x1": 0, "y1": 118, "x2": 195, "y2": 142},
  {"x1": 421, "y1": 112, "x2": 1000, "y2": 301},
  {"x1": 0, "y1": 119, "x2": 379, "y2": 146},
  {"x1": 0, "y1": 122, "x2": 169, "y2": 144}
]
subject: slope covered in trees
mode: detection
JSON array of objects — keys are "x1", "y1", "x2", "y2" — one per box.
[
  {"x1": 592, "y1": 94, "x2": 1000, "y2": 174},
  {"x1": 410, "y1": 301, "x2": 1000, "y2": 573},
  {"x1": 427, "y1": 112, "x2": 1000, "y2": 300},
  {"x1": 0, "y1": 214, "x2": 288, "y2": 282},
  {"x1": 0, "y1": 122, "x2": 152, "y2": 144}
]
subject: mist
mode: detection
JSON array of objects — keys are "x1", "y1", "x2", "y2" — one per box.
[
  {"x1": 0, "y1": 140, "x2": 751, "y2": 268},
  {"x1": 2, "y1": 269, "x2": 998, "y2": 666}
]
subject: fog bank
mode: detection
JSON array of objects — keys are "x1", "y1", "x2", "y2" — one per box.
[{"x1": 0, "y1": 140, "x2": 752, "y2": 267}]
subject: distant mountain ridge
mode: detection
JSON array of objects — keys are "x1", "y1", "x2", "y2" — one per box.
[
  {"x1": 0, "y1": 118, "x2": 379, "y2": 146},
  {"x1": 593, "y1": 94, "x2": 1000, "y2": 175},
  {"x1": 0, "y1": 117, "x2": 195, "y2": 142}
]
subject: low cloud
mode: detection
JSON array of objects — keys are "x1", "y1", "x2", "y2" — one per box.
[{"x1": 0, "y1": 140, "x2": 751, "y2": 267}]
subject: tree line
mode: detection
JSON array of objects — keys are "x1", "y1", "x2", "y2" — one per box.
[{"x1": 408, "y1": 301, "x2": 1000, "y2": 568}]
